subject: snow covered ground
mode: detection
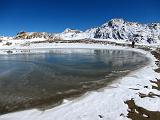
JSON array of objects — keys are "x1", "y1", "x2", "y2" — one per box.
[
  {"x1": 0, "y1": 41, "x2": 159, "y2": 120},
  {"x1": 0, "y1": 38, "x2": 160, "y2": 54},
  {"x1": 0, "y1": 38, "x2": 135, "y2": 54}
]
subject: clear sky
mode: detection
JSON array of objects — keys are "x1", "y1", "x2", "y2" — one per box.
[{"x1": 0, "y1": 0, "x2": 160, "y2": 36}]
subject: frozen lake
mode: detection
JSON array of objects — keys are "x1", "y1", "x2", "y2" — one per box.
[{"x1": 0, "y1": 49, "x2": 149, "y2": 114}]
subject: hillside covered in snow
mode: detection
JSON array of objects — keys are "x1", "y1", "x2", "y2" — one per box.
[{"x1": 1, "y1": 19, "x2": 160, "y2": 44}]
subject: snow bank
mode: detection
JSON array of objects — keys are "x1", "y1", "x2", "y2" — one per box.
[{"x1": 0, "y1": 42, "x2": 130, "y2": 54}]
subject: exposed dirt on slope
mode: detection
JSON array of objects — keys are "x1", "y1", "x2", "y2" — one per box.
[{"x1": 125, "y1": 99, "x2": 160, "y2": 120}]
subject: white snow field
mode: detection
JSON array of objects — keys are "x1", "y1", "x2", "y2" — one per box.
[{"x1": 0, "y1": 43, "x2": 159, "y2": 120}]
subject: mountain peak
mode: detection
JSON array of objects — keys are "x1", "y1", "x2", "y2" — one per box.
[
  {"x1": 86, "y1": 18, "x2": 160, "y2": 43},
  {"x1": 109, "y1": 18, "x2": 125, "y2": 22},
  {"x1": 107, "y1": 18, "x2": 125, "y2": 26},
  {"x1": 63, "y1": 28, "x2": 82, "y2": 34}
]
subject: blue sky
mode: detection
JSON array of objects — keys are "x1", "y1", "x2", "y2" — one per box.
[{"x1": 0, "y1": 0, "x2": 160, "y2": 36}]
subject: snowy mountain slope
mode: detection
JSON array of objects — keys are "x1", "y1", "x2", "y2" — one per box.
[
  {"x1": 8, "y1": 19, "x2": 160, "y2": 44},
  {"x1": 0, "y1": 36, "x2": 13, "y2": 40},
  {"x1": 54, "y1": 28, "x2": 89, "y2": 40},
  {"x1": 86, "y1": 19, "x2": 160, "y2": 44}
]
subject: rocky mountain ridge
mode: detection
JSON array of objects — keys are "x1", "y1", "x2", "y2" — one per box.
[
  {"x1": 86, "y1": 19, "x2": 160, "y2": 43},
  {"x1": 1, "y1": 19, "x2": 160, "y2": 44}
]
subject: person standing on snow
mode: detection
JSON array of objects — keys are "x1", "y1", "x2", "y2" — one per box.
[{"x1": 132, "y1": 41, "x2": 135, "y2": 48}]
